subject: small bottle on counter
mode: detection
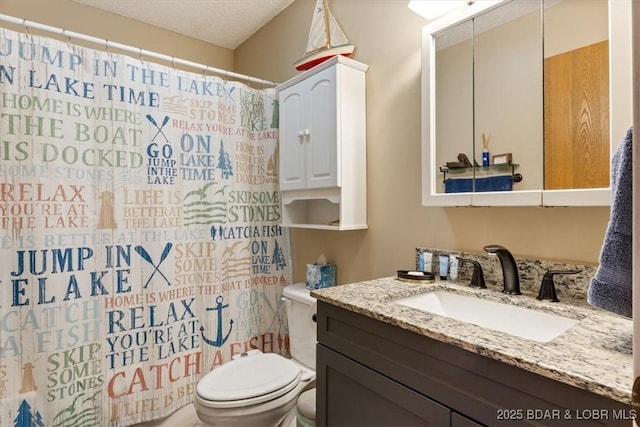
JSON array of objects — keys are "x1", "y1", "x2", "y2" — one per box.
[
  {"x1": 439, "y1": 255, "x2": 449, "y2": 280},
  {"x1": 423, "y1": 251, "x2": 433, "y2": 273},
  {"x1": 449, "y1": 255, "x2": 458, "y2": 280}
]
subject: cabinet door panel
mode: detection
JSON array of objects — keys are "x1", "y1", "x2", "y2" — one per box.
[
  {"x1": 306, "y1": 67, "x2": 338, "y2": 189},
  {"x1": 544, "y1": 40, "x2": 609, "y2": 190},
  {"x1": 279, "y1": 88, "x2": 306, "y2": 190},
  {"x1": 317, "y1": 345, "x2": 450, "y2": 427}
]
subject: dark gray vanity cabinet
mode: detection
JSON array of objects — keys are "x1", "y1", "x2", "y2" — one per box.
[
  {"x1": 318, "y1": 345, "x2": 452, "y2": 425},
  {"x1": 316, "y1": 301, "x2": 631, "y2": 427}
]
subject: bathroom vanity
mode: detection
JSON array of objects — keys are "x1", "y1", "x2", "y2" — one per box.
[{"x1": 312, "y1": 278, "x2": 633, "y2": 426}]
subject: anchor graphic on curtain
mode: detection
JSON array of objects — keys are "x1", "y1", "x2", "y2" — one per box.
[{"x1": 201, "y1": 295, "x2": 234, "y2": 347}]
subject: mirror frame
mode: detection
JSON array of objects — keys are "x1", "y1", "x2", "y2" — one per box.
[{"x1": 421, "y1": 0, "x2": 632, "y2": 207}]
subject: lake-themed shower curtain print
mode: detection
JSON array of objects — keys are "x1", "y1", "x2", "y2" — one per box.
[{"x1": 0, "y1": 27, "x2": 292, "y2": 426}]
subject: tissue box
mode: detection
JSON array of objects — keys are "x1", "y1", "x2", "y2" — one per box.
[{"x1": 306, "y1": 264, "x2": 337, "y2": 290}]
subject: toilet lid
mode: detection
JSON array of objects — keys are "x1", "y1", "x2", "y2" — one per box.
[{"x1": 197, "y1": 353, "x2": 302, "y2": 403}]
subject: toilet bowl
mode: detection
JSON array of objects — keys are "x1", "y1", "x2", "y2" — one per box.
[
  {"x1": 194, "y1": 283, "x2": 317, "y2": 426},
  {"x1": 194, "y1": 351, "x2": 314, "y2": 426}
]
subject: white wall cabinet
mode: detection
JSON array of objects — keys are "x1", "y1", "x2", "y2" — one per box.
[
  {"x1": 277, "y1": 56, "x2": 368, "y2": 230},
  {"x1": 279, "y1": 65, "x2": 337, "y2": 191}
]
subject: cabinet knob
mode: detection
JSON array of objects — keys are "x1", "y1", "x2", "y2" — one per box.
[{"x1": 298, "y1": 129, "x2": 310, "y2": 141}]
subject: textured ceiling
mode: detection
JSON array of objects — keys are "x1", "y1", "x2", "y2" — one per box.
[{"x1": 71, "y1": 0, "x2": 295, "y2": 49}]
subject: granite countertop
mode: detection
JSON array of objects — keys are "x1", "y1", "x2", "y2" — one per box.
[{"x1": 311, "y1": 277, "x2": 633, "y2": 404}]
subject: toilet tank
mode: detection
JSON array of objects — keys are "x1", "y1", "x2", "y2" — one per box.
[{"x1": 282, "y1": 283, "x2": 317, "y2": 369}]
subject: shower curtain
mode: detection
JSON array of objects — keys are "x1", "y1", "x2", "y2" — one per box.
[{"x1": 0, "y1": 27, "x2": 292, "y2": 426}]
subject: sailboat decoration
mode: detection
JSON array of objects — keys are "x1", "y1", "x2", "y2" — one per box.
[
  {"x1": 266, "y1": 144, "x2": 278, "y2": 183},
  {"x1": 294, "y1": 0, "x2": 355, "y2": 71}
]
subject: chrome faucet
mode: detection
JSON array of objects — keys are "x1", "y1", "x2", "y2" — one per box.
[{"x1": 483, "y1": 244, "x2": 521, "y2": 295}]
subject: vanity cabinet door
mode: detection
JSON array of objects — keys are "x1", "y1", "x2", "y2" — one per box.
[
  {"x1": 279, "y1": 66, "x2": 337, "y2": 191},
  {"x1": 317, "y1": 344, "x2": 451, "y2": 426}
]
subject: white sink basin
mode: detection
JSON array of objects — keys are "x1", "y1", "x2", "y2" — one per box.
[{"x1": 395, "y1": 290, "x2": 578, "y2": 343}]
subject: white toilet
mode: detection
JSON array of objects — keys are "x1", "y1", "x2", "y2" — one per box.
[{"x1": 194, "y1": 283, "x2": 317, "y2": 426}]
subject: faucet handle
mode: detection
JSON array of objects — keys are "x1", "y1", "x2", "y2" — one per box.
[
  {"x1": 537, "y1": 270, "x2": 581, "y2": 302},
  {"x1": 457, "y1": 258, "x2": 487, "y2": 289}
]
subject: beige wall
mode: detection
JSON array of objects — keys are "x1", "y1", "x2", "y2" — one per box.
[
  {"x1": 235, "y1": 0, "x2": 611, "y2": 284},
  {"x1": 1, "y1": 0, "x2": 612, "y2": 286}
]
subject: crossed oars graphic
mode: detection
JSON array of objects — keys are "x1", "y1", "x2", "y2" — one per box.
[
  {"x1": 135, "y1": 243, "x2": 173, "y2": 288},
  {"x1": 146, "y1": 115, "x2": 170, "y2": 142}
]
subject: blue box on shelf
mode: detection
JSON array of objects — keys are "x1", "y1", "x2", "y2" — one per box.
[{"x1": 445, "y1": 175, "x2": 512, "y2": 193}]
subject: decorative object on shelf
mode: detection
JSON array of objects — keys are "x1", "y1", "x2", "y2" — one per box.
[
  {"x1": 439, "y1": 161, "x2": 523, "y2": 193},
  {"x1": 492, "y1": 152, "x2": 512, "y2": 165},
  {"x1": 446, "y1": 152, "x2": 474, "y2": 169},
  {"x1": 481, "y1": 132, "x2": 490, "y2": 167},
  {"x1": 294, "y1": 0, "x2": 355, "y2": 71}
]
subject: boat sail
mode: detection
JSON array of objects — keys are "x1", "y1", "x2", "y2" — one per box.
[
  {"x1": 266, "y1": 145, "x2": 278, "y2": 182},
  {"x1": 294, "y1": 0, "x2": 355, "y2": 71}
]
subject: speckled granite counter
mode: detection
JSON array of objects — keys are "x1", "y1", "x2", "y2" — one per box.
[{"x1": 312, "y1": 277, "x2": 633, "y2": 404}]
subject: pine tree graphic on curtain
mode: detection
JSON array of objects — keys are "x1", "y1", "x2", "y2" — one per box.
[
  {"x1": 273, "y1": 241, "x2": 287, "y2": 270},
  {"x1": 14, "y1": 400, "x2": 44, "y2": 427},
  {"x1": 218, "y1": 140, "x2": 234, "y2": 179}
]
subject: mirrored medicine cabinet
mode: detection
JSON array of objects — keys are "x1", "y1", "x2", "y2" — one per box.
[{"x1": 421, "y1": 0, "x2": 632, "y2": 207}]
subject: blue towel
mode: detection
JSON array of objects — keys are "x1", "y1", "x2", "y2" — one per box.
[
  {"x1": 587, "y1": 127, "x2": 633, "y2": 318},
  {"x1": 445, "y1": 175, "x2": 513, "y2": 193}
]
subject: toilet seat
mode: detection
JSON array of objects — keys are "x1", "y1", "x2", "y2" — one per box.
[{"x1": 196, "y1": 353, "x2": 303, "y2": 409}]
